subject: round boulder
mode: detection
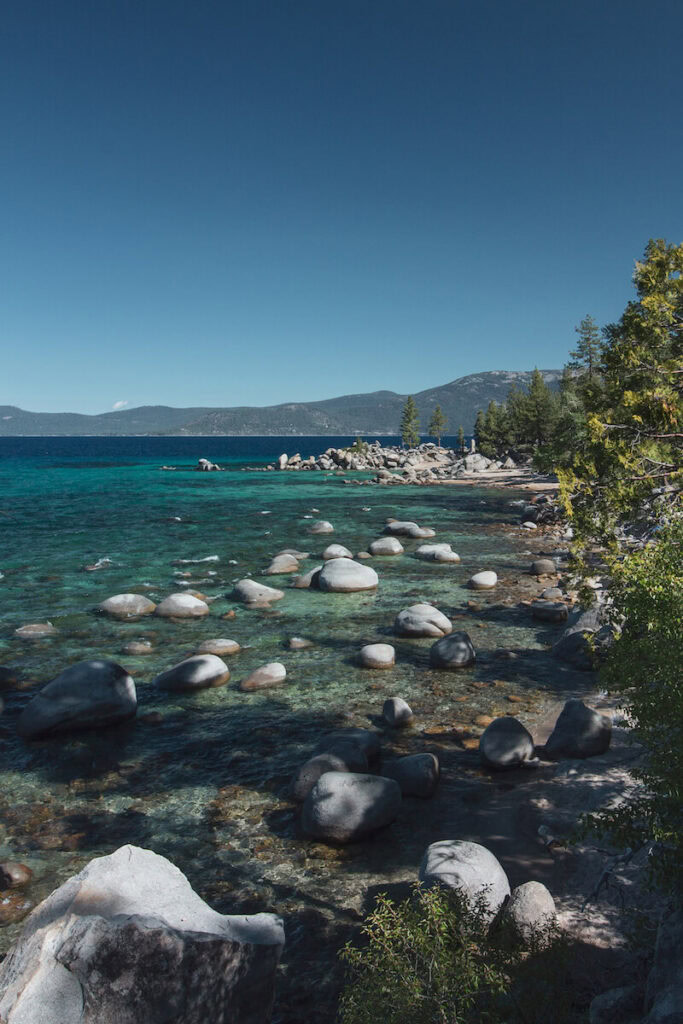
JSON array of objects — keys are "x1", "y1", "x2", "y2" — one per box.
[
  {"x1": 384, "y1": 753, "x2": 439, "y2": 798},
  {"x1": 265, "y1": 553, "x2": 300, "y2": 575},
  {"x1": 540, "y1": 587, "x2": 563, "y2": 600},
  {"x1": 154, "y1": 654, "x2": 230, "y2": 692},
  {"x1": 394, "y1": 603, "x2": 452, "y2": 638},
  {"x1": 302, "y1": 772, "x2": 401, "y2": 842},
  {"x1": 429, "y1": 631, "x2": 476, "y2": 669},
  {"x1": 322, "y1": 544, "x2": 353, "y2": 560},
  {"x1": 469, "y1": 571, "x2": 498, "y2": 590},
  {"x1": 479, "y1": 716, "x2": 535, "y2": 769},
  {"x1": 359, "y1": 643, "x2": 395, "y2": 669},
  {"x1": 419, "y1": 840, "x2": 510, "y2": 920},
  {"x1": 231, "y1": 579, "x2": 284, "y2": 604},
  {"x1": 368, "y1": 537, "x2": 404, "y2": 556},
  {"x1": 543, "y1": 698, "x2": 612, "y2": 759},
  {"x1": 318, "y1": 558, "x2": 378, "y2": 593},
  {"x1": 415, "y1": 543, "x2": 460, "y2": 563},
  {"x1": 196, "y1": 638, "x2": 240, "y2": 656},
  {"x1": 531, "y1": 600, "x2": 569, "y2": 623},
  {"x1": 291, "y1": 566, "x2": 322, "y2": 589},
  {"x1": 309, "y1": 520, "x2": 334, "y2": 534},
  {"x1": 156, "y1": 594, "x2": 210, "y2": 618},
  {"x1": 17, "y1": 660, "x2": 137, "y2": 739},
  {"x1": 530, "y1": 558, "x2": 557, "y2": 576},
  {"x1": 382, "y1": 697, "x2": 413, "y2": 727},
  {"x1": 99, "y1": 594, "x2": 156, "y2": 619},
  {"x1": 501, "y1": 881, "x2": 556, "y2": 945},
  {"x1": 290, "y1": 748, "x2": 368, "y2": 802},
  {"x1": 239, "y1": 662, "x2": 287, "y2": 691}
]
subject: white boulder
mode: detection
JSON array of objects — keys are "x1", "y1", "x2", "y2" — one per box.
[
  {"x1": 322, "y1": 544, "x2": 353, "y2": 560},
  {"x1": 359, "y1": 643, "x2": 395, "y2": 669},
  {"x1": 419, "y1": 840, "x2": 510, "y2": 920},
  {"x1": 231, "y1": 579, "x2": 284, "y2": 604},
  {"x1": 368, "y1": 537, "x2": 404, "y2": 556},
  {"x1": 415, "y1": 543, "x2": 460, "y2": 563},
  {"x1": 302, "y1": 772, "x2": 401, "y2": 842},
  {"x1": 469, "y1": 570, "x2": 498, "y2": 590},
  {"x1": 318, "y1": 558, "x2": 378, "y2": 592},
  {"x1": 0, "y1": 845, "x2": 283, "y2": 1024},
  {"x1": 394, "y1": 603, "x2": 452, "y2": 638},
  {"x1": 239, "y1": 662, "x2": 287, "y2": 691},
  {"x1": 99, "y1": 594, "x2": 156, "y2": 619},
  {"x1": 154, "y1": 654, "x2": 230, "y2": 692},
  {"x1": 155, "y1": 593, "x2": 210, "y2": 618}
]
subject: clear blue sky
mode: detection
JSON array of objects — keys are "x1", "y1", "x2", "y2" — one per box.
[{"x1": 2, "y1": 0, "x2": 681, "y2": 414}]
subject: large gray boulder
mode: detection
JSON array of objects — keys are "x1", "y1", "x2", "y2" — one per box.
[
  {"x1": 302, "y1": 772, "x2": 401, "y2": 842},
  {"x1": 552, "y1": 606, "x2": 608, "y2": 670},
  {"x1": 318, "y1": 558, "x2": 378, "y2": 592},
  {"x1": 589, "y1": 985, "x2": 641, "y2": 1024},
  {"x1": 0, "y1": 845, "x2": 284, "y2": 1024},
  {"x1": 99, "y1": 594, "x2": 156, "y2": 619},
  {"x1": 290, "y1": 748, "x2": 368, "y2": 802},
  {"x1": 469, "y1": 571, "x2": 497, "y2": 590},
  {"x1": 429, "y1": 631, "x2": 476, "y2": 669},
  {"x1": 479, "y1": 716, "x2": 535, "y2": 769},
  {"x1": 17, "y1": 661, "x2": 137, "y2": 739},
  {"x1": 394, "y1": 603, "x2": 452, "y2": 638},
  {"x1": 153, "y1": 654, "x2": 230, "y2": 692},
  {"x1": 264, "y1": 553, "x2": 300, "y2": 575},
  {"x1": 501, "y1": 881, "x2": 556, "y2": 946},
  {"x1": 309, "y1": 520, "x2": 334, "y2": 534},
  {"x1": 382, "y1": 697, "x2": 413, "y2": 727},
  {"x1": 419, "y1": 840, "x2": 510, "y2": 920},
  {"x1": 291, "y1": 565, "x2": 322, "y2": 589},
  {"x1": 322, "y1": 544, "x2": 353, "y2": 560},
  {"x1": 530, "y1": 558, "x2": 557, "y2": 576},
  {"x1": 359, "y1": 643, "x2": 395, "y2": 669},
  {"x1": 384, "y1": 753, "x2": 439, "y2": 798},
  {"x1": 531, "y1": 600, "x2": 569, "y2": 623},
  {"x1": 196, "y1": 638, "x2": 240, "y2": 656},
  {"x1": 239, "y1": 663, "x2": 287, "y2": 691},
  {"x1": 230, "y1": 579, "x2": 284, "y2": 604},
  {"x1": 155, "y1": 593, "x2": 209, "y2": 618},
  {"x1": 543, "y1": 699, "x2": 612, "y2": 759}
]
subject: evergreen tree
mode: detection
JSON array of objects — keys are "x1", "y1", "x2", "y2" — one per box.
[
  {"x1": 516, "y1": 369, "x2": 558, "y2": 445},
  {"x1": 558, "y1": 238, "x2": 683, "y2": 545},
  {"x1": 428, "y1": 404, "x2": 447, "y2": 447},
  {"x1": 474, "y1": 408, "x2": 494, "y2": 456},
  {"x1": 400, "y1": 396, "x2": 420, "y2": 448},
  {"x1": 457, "y1": 425, "x2": 465, "y2": 453},
  {"x1": 569, "y1": 314, "x2": 602, "y2": 381}
]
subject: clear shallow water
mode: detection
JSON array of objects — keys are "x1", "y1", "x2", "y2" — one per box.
[{"x1": 0, "y1": 437, "x2": 586, "y2": 1021}]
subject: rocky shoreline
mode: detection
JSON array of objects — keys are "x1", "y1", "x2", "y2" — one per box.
[{"x1": 0, "y1": 476, "x2": 672, "y2": 1024}]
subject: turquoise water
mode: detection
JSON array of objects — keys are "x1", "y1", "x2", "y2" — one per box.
[{"x1": 0, "y1": 437, "x2": 584, "y2": 1021}]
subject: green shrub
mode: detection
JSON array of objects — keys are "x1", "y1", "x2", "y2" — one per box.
[
  {"x1": 338, "y1": 883, "x2": 571, "y2": 1024},
  {"x1": 582, "y1": 515, "x2": 683, "y2": 894}
]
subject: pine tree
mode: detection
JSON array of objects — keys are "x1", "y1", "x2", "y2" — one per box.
[
  {"x1": 474, "y1": 408, "x2": 491, "y2": 455},
  {"x1": 428, "y1": 404, "x2": 447, "y2": 447},
  {"x1": 517, "y1": 369, "x2": 558, "y2": 445},
  {"x1": 457, "y1": 425, "x2": 465, "y2": 453},
  {"x1": 569, "y1": 314, "x2": 602, "y2": 380},
  {"x1": 400, "y1": 396, "x2": 420, "y2": 448}
]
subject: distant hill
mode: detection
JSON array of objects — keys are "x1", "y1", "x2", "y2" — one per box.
[{"x1": 0, "y1": 370, "x2": 562, "y2": 436}]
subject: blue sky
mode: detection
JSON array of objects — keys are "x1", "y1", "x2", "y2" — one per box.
[{"x1": 2, "y1": 0, "x2": 681, "y2": 414}]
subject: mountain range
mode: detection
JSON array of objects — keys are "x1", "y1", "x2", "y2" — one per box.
[{"x1": 0, "y1": 370, "x2": 562, "y2": 436}]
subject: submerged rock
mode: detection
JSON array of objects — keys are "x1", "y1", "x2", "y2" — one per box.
[
  {"x1": 530, "y1": 558, "x2": 557, "y2": 575},
  {"x1": 322, "y1": 544, "x2": 353, "y2": 560},
  {"x1": 302, "y1": 772, "x2": 401, "y2": 842},
  {"x1": 315, "y1": 728, "x2": 381, "y2": 762},
  {"x1": 419, "y1": 840, "x2": 510, "y2": 920},
  {"x1": 0, "y1": 863, "x2": 33, "y2": 889},
  {"x1": 415, "y1": 543, "x2": 460, "y2": 563},
  {"x1": 479, "y1": 716, "x2": 535, "y2": 769},
  {"x1": 543, "y1": 699, "x2": 612, "y2": 759},
  {"x1": 394, "y1": 603, "x2": 452, "y2": 638},
  {"x1": 429, "y1": 631, "x2": 476, "y2": 669},
  {"x1": 359, "y1": 643, "x2": 395, "y2": 668},
  {"x1": 99, "y1": 594, "x2": 156, "y2": 619},
  {"x1": 318, "y1": 558, "x2": 378, "y2": 592},
  {"x1": 154, "y1": 654, "x2": 230, "y2": 692},
  {"x1": 0, "y1": 845, "x2": 284, "y2": 1024},
  {"x1": 17, "y1": 660, "x2": 137, "y2": 739},
  {"x1": 287, "y1": 636, "x2": 314, "y2": 650},
  {"x1": 14, "y1": 622, "x2": 58, "y2": 639},
  {"x1": 291, "y1": 565, "x2": 322, "y2": 589},
  {"x1": 384, "y1": 520, "x2": 435, "y2": 539},
  {"x1": 155, "y1": 593, "x2": 210, "y2": 618},
  {"x1": 309, "y1": 520, "x2": 334, "y2": 534},
  {"x1": 123, "y1": 640, "x2": 154, "y2": 656}
]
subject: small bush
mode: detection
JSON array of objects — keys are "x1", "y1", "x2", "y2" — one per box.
[{"x1": 338, "y1": 883, "x2": 571, "y2": 1024}]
